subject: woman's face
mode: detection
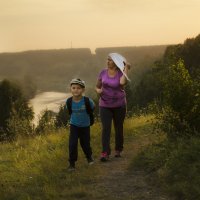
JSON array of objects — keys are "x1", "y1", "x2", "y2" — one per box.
[{"x1": 107, "y1": 56, "x2": 117, "y2": 69}]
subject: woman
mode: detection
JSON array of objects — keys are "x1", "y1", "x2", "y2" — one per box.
[{"x1": 96, "y1": 53, "x2": 131, "y2": 161}]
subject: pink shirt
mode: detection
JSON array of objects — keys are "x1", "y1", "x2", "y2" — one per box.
[{"x1": 98, "y1": 68, "x2": 126, "y2": 108}]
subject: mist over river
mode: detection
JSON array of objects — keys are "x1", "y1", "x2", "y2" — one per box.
[{"x1": 30, "y1": 92, "x2": 71, "y2": 124}]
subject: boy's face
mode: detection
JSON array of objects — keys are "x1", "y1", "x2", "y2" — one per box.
[{"x1": 70, "y1": 84, "x2": 85, "y2": 97}]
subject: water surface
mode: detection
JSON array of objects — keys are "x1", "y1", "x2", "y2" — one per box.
[{"x1": 30, "y1": 91, "x2": 71, "y2": 124}]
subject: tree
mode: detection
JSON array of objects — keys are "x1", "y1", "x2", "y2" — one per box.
[
  {"x1": 0, "y1": 79, "x2": 34, "y2": 140},
  {"x1": 158, "y1": 60, "x2": 200, "y2": 139},
  {"x1": 35, "y1": 109, "x2": 55, "y2": 134},
  {"x1": 55, "y1": 104, "x2": 69, "y2": 128},
  {"x1": 133, "y1": 61, "x2": 166, "y2": 109},
  {"x1": 163, "y1": 34, "x2": 200, "y2": 79}
]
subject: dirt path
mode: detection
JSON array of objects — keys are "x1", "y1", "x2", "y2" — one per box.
[{"x1": 92, "y1": 139, "x2": 170, "y2": 200}]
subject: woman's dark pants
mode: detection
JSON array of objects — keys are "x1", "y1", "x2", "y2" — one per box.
[{"x1": 99, "y1": 106, "x2": 126, "y2": 154}]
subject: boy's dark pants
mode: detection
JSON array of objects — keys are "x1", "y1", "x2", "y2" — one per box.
[
  {"x1": 99, "y1": 106, "x2": 126, "y2": 154},
  {"x1": 69, "y1": 125, "x2": 92, "y2": 164}
]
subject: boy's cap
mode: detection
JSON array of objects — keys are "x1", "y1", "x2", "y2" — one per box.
[{"x1": 70, "y1": 78, "x2": 85, "y2": 88}]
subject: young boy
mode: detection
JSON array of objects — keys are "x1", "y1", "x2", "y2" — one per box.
[{"x1": 66, "y1": 78, "x2": 95, "y2": 171}]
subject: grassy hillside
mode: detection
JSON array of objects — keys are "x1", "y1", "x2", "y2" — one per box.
[
  {"x1": 0, "y1": 46, "x2": 167, "y2": 92},
  {"x1": 0, "y1": 115, "x2": 168, "y2": 200}
]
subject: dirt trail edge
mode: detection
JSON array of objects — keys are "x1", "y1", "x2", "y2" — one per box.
[{"x1": 92, "y1": 137, "x2": 170, "y2": 200}]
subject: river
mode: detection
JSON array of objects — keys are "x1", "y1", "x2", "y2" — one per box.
[{"x1": 30, "y1": 91, "x2": 71, "y2": 124}]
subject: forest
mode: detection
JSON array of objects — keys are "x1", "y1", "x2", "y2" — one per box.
[{"x1": 0, "y1": 45, "x2": 166, "y2": 94}]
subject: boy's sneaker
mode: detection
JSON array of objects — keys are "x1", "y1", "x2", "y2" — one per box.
[
  {"x1": 68, "y1": 163, "x2": 75, "y2": 171},
  {"x1": 100, "y1": 152, "x2": 109, "y2": 162},
  {"x1": 87, "y1": 157, "x2": 94, "y2": 165},
  {"x1": 115, "y1": 150, "x2": 121, "y2": 158}
]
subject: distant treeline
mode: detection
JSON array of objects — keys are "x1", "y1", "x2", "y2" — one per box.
[{"x1": 0, "y1": 46, "x2": 167, "y2": 94}]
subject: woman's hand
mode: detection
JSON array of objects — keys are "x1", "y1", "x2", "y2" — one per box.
[
  {"x1": 120, "y1": 62, "x2": 131, "y2": 85},
  {"x1": 96, "y1": 88, "x2": 103, "y2": 94},
  {"x1": 124, "y1": 62, "x2": 131, "y2": 71},
  {"x1": 96, "y1": 79, "x2": 103, "y2": 94}
]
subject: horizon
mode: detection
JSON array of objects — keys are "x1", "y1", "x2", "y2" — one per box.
[
  {"x1": 1, "y1": 0, "x2": 200, "y2": 53},
  {"x1": 0, "y1": 43, "x2": 173, "y2": 55}
]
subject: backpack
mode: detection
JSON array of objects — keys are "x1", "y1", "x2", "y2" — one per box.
[{"x1": 66, "y1": 96, "x2": 94, "y2": 126}]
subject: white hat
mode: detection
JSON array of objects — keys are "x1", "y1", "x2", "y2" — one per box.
[
  {"x1": 70, "y1": 78, "x2": 85, "y2": 88},
  {"x1": 109, "y1": 53, "x2": 131, "y2": 81}
]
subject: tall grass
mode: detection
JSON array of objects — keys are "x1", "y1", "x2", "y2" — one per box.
[
  {"x1": 0, "y1": 115, "x2": 162, "y2": 200},
  {"x1": 133, "y1": 128, "x2": 200, "y2": 200},
  {"x1": 0, "y1": 124, "x2": 103, "y2": 199},
  {"x1": 0, "y1": 116, "x2": 172, "y2": 200}
]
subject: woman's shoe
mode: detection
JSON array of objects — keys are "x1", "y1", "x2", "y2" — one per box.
[
  {"x1": 115, "y1": 150, "x2": 121, "y2": 158},
  {"x1": 100, "y1": 152, "x2": 109, "y2": 162}
]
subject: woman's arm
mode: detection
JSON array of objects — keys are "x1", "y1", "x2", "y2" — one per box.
[
  {"x1": 95, "y1": 79, "x2": 103, "y2": 94},
  {"x1": 120, "y1": 63, "x2": 131, "y2": 85}
]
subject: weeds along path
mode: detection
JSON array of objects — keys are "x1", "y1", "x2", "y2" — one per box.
[
  {"x1": 0, "y1": 116, "x2": 170, "y2": 200},
  {"x1": 91, "y1": 120, "x2": 170, "y2": 200}
]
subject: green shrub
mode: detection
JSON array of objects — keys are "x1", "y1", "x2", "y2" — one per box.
[
  {"x1": 157, "y1": 60, "x2": 200, "y2": 139},
  {"x1": 0, "y1": 79, "x2": 33, "y2": 141},
  {"x1": 7, "y1": 114, "x2": 34, "y2": 139},
  {"x1": 156, "y1": 106, "x2": 193, "y2": 140},
  {"x1": 163, "y1": 138, "x2": 200, "y2": 199},
  {"x1": 134, "y1": 137, "x2": 200, "y2": 200},
  {"x1": 133, "y1": 140, "x2": 172, "y2": 173},
  {"x1": 35, "y1": 110, "x2": 56, "y2": 134},
  {"x1": 55, "y1": 104, "x2": 69, "y2": 128}
]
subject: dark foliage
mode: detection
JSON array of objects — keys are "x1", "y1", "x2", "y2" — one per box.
[
  {"x1": 55, "y1": 105, "x2": 69, "y2": 128},
  {"x1": 0, "y1": 79, "x2": 34, "y2": 140}
]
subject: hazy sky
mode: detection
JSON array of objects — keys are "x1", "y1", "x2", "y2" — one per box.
[{"x1": 0, "y1": 0, "x2": 200, "y2": 53}]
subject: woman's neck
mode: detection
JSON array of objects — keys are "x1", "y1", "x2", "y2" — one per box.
[{"x1": 107, "y1": 68, "x2": 118, "y2": 77}]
